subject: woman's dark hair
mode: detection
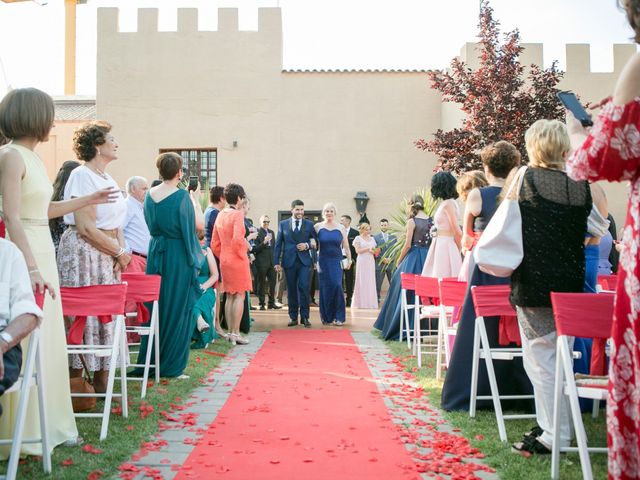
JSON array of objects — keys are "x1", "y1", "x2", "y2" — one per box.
[
  {"x1": 209, "y1": 185, "x2": 225, "y2": 204},
  {"x1": 151, "y1": 179, "x2": 162, "y2": 188},
  {"x1": 224, "y1": 183, "x2": 246, "y2": 206},
  {"x1": 49, "y1": 160, "x2": 81, "y2": 231},
  {"x1": 622, "y1": 0, "x2": 640, "y2": 43},
  {"x1": 430, "y1": 171, "x2": 458, "y2": 200},
  {"x1": 72, "y1": 121, "x2": 111, "y2": 161},
  {"x1": 0, "y1": 88, "x2": 55, "y2": 143},
  {"x1": 408, "y1": 194, "x2": 425, "y2": 218},
  {"x1": 156, "y1": 152, "x2": 183, "y2": 180},
  {"x1": 480, "y1": 141, "x2": 521, "y2": 179}
]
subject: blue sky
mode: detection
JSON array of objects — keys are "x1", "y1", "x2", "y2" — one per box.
[{"x1": 0, "y1": 0, "x2": 635, "y2": 96}]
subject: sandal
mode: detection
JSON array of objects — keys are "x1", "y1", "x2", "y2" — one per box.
[{"x1": 512, "y1": 435, "x2": 551, "y2": 456}]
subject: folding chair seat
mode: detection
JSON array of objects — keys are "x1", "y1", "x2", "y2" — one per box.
[
  {"x1": 0, "y1": 293, "x2": 50, "y2": 480},
  {"x1": 121, "y1": 273, "x2": 161, "y2": 398},
  {"x1": 437, "y1": 278, "x2": 467, "y2": 378},
  {"x1": 469, "y1": 285, "x2": 535, "y2": 442},
  {"x1": 413, "y1": 276, "x2": 452, "y2": 370},
  {"x1": 399, "y1": 273, "x2": 418, "y2": 348},
  {"x1": 61, "y1": 283, "x2": 128, "y2": 441},
  {"x1": 550, "y1": 292, "x2": 613, "y2": 480}
]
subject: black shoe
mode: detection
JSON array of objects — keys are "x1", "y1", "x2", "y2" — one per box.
[
  {"x1": 259, "y1": 305, "x2": 266, "y2": 311},
  {"x1": 511, "y1": 435, "x2": 551, "y2": 456},
  {"x1": 302, "y1": 318, "x2": 311, "y2": 328},
  {"x1": 268, "y1": 304, "x2": 282, "y2": 310},
  {"x1": 287, "y1": 320, "x2": 298, "y2": 327},
  {"x1": 522, "y1": 425, "x2": 543, "y2": 441},
  {"x1": 309, "y1": 300, "x2": 318, "y2": 306}
]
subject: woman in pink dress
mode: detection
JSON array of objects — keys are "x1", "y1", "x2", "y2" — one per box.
[
  {"x1": 422, "y1": 171, "x2": 462, "y2": 279},
  {"x1": 566, "y1": 4, "x2": 640, "y2": 475},
  {"x1": 351, "y1": 223, "x2": 378, "y2": 309}
]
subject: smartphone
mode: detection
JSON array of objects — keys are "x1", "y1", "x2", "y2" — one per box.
[
  {"x1": 187, "y1": 176, "x2": 198, "y2": 191},
  {"x1": 557, "y1": 91, "x2": 593, "y2": 127}
]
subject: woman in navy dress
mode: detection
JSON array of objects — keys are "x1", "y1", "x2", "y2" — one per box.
[
  {"x1": 442, "y1": 141, "x2": 532, "y2": 411},
  {"x1": 314, "y1": 203, "x2": 352, "y2": 325},
  {"x1": 374, "y1": 194, "x2": 433, "y2": 340}
]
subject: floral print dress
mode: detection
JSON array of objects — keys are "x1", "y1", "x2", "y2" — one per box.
[{"x1": 567, "y1": 99, "x2": 640, "y2": 479}]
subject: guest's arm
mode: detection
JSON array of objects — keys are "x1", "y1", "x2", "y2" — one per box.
[
  {"x1": 462, "y1": 188, "x2": 481, "y2": 252},
  {"x1": 200, "y1": 248, "x2": 219, "y2": 291},
  {"x1": 74, "y1": 204, "x2": 131, "y2": 270},
  {"x1": 189, "y1": 190, "x2": 205, "y2": 231},
  {"x1": 396, "y1": 219, "x2": 415, "y2": 265},
  {"x1": 444, "y1": 201, "x2": 463, "y2": 251},
  {"x1": 48, "y1": 188, "x2": 118, "y2": 219}
]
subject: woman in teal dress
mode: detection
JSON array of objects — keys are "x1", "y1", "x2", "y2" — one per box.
[
  {"x1": 191, "y1": 245, "x2": 219, "y2": 349},
  {"x1": 137, "y1": 152, "x2": 203, "y2": 378}
]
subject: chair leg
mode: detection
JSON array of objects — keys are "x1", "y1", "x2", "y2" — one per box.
[
  {"x1": 153, "y1": 303, "x2": 160, "y2": 384},
  {"x1": 478, "y1": 319, "x2": 507, "y2": 443},
  {"x1": 100, "y1": 319, "x2": 122, "y2": 441},
  {"x1": 399, "y1": 289, "x2": 406, "y2": 345},
  {"x1": 5, "y1": 334, "x2": 38, "y2": 480},
  {"x1": 141, "y1": 320, "x2": 154, "y2": 399},
  {"x1": 415, "y1": 309, "x2": 422, "y2": 368},
  {"x1": 469, "y1": 320, "x2": 481, "y2": 418},
  {"x1": 551, "y1": 343, "x2": 564, "y2": 480},
  {"x1": 119, "y1": 320, "x2": 128, "y2": 418},
  {"x1": 591, "y1": 399, "x2": 600, "y2": 419},
  {"x1": 435, "y1": 307, "x2": 445, "y2": 381},
  {"x1": 34, "y1": 332, "x2": 51, "y2": 474}
]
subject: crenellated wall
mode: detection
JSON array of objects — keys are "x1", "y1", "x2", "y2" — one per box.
[{"x1": 90, "y1": 7, "x2": 633, "y2": 226}]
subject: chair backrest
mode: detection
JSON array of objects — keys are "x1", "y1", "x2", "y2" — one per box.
[
  {"x1": 597, "y1": 274, "x2": 617, "y2": 291},
  {"x1": 414, "y1": 276, "x2": 440, "y2": 300},
  {"x1": 550, "y1": 292, "x2": 614, "y2": 339},
  {"x1": 438, "y1": 279, "x2": 467, "y2": 307},
  {"x1": 120, "y1": 273, "x2": 162, "y2": 303},
  {"x1": 401, "y1": 273, "x2": 417, "y2": 290},
  {"x1": 60, "y1": 284, "x2": 128, "y2": 317},
  {"x1": 470, "y1": 285, "x2": 515, "y2": 317}
]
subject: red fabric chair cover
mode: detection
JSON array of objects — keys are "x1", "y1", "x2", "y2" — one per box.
[
  {"x1": 121, "y1": 273, "x2": 161, "y2": 324},
  {"x1": 438, "y1": 279, "x2": 467, "y2": 307},
  {"x1": 414, "y1": 276, "x2": 441, "y2": 306},
  {"x1": 0, "y1": 218, "x2": 5, "y2": 238},
  {"x1": 400, "y1": 273, "x2": 417, "y2": 291},
  {"x1": 470, "y1": 285, "x2": 520, "y2": 346},
  {"x1": 597, "y1": 274, "x2": 617, "y2": 291},
  {"x1": 551, "y1": 292, "x2": 615, "y2": 376},
  {"x1": 60, "y1": 284, "x2": 128, "y2": 345}
]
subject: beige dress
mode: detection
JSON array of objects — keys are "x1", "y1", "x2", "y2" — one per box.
[{"x1": 0, "y1": 144, "x2": 78, "y2": 457}]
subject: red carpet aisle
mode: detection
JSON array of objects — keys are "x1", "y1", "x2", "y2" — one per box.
[{"x1": 175, "y1": 330, "x2": 419, "y2": 480}]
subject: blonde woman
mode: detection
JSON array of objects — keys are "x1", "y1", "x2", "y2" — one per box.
[
  {"x1": 314, "y1": 203, "x2": 351, "y2": 325},
  {"x1": 351, "y1": 223, "x2": 378, "y2": 309}
]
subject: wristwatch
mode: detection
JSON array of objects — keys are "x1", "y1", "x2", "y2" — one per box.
[{"x1": 0, "y1": 330, "x2": 13, "y2": 346}]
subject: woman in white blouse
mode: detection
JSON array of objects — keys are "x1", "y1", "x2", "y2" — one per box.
[{"x1": 57, "y1": 121, "x2": 129, "y2": 393}]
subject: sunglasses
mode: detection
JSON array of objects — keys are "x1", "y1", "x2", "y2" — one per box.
[{"x1": 263, "y1": 221, "x2": 270, "y2": 223}]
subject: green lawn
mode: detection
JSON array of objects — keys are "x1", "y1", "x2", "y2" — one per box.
[
  {"x1": 385, "y1": 339, "x2": 609, "y2": 480},
  {"x1": 1, "y1": 341, "x2": 232, "y2": 480}
]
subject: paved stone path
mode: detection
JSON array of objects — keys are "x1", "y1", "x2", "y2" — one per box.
[{"x1": 124, "y1": 331, "x2": 499, "y2": 480}]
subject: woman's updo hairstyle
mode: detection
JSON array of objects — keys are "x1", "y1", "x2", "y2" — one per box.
[{"x1": 408, "y1": 194, "x2": 425, "y2": 218}]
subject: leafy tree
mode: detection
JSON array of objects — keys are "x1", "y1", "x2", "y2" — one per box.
[{"x1": 416, "y1": 2, "x2": 565, "y2": 173}]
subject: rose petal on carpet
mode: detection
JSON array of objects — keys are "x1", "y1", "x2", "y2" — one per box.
[{"x1": 175, "y1": 329, "x2": 419, "y2": 479}]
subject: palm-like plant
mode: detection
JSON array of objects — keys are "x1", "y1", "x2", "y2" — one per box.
[{"x1": 379, "y1": 187, "x2": 440, "y2": 268}]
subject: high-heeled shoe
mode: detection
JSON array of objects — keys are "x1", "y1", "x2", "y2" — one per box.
[
  {"x1": 216, "y1": 328, "x2": 229, "y2": 339},
  {"x1": 229, "y1": 333, "x2": 249, "y2": 345}
]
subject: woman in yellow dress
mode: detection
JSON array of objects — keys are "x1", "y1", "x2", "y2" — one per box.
[{"x1": 0, "y1": 88, "x2": 115, "y2": 456}]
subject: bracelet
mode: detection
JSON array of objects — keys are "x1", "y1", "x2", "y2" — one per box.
[
  {"x1": 28, "y1": 268, "x2": 39, "y2": 274},
  {"x1": 114, "y1": 247, "x2": 125, "y2": 259}
]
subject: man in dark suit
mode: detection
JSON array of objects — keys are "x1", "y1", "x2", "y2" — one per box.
[
  {"x1": 340, "y1": 214, "x2": 358, "y2": 307},
  {"x1": 374, "y1": 218, "x2": 397, "y2": 302},
  {"x1": 274, "y1": 200, "x2": 318, "y2": 327},
  {"x1": 253, "y1": 215, "x2": 280, "y2": 310}
]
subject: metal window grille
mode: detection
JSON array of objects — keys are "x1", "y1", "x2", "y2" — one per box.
[{"x1": 159, "y1": 148, "x2": 217, "y2": 188}]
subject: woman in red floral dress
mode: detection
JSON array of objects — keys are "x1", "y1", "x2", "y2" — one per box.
[{"x1": 566, "y1": 3, "x2": 640, "y2": 477}]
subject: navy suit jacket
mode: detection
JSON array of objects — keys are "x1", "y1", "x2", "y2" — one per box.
[
  {"x1": 274, "y1": 218, "x2": 317, "y2": 269},
  {"x1": 374, "y1": 232, "x2": 397, "y2": 265}
]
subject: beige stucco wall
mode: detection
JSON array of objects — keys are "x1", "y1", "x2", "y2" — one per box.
[
  {"x1": 90, "y1": 7, "x2": 633, "y2": 228},
  {"x1": 35, "y1": 121, "x2": 83, "y2": 180}
]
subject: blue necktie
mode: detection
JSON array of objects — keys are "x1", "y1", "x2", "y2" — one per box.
[{"x1": 295, "y1": 220, "x2": 300, "y2": 232}]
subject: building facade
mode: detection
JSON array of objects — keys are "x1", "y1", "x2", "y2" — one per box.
[{"x1": 39, "y1": 7, "x2": 633, "y2": 228}]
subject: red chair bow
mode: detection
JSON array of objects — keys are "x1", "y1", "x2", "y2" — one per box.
[
  {"x1": 60, "y1": 284, "x2": 128, "y2": 345},
  {"x1": 470, "y1": 285, "x2": 520, "y2": 346}
]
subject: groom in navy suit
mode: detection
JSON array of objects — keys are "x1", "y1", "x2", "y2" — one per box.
[{"x1": 274, "y1": 199, "x2": 317, "y2": 328}]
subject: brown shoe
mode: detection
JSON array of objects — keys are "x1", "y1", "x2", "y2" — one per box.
[{"x1": 93, "y1": 370, "x2": 109, "y2": 394}]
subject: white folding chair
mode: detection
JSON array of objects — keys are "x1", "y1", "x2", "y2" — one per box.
[
  {"x1": 550, "y1": 292, "x2": 613, "y2": 480},
  {"x1": 62, "y1": 283, "x2": 129, "y2": 441},
  {"x1": 121, "y1": 273, "x2": 161, "y2": 398},
  {"x1": 399, "y1": 273, "x2": 418, "y2": 348},
  {"x1": 413, "y1": 276, "x2": 451, "y2": 370},
  {"x1": 437, "y1": 278, "x2": 467, "y2": 378},
  {"x1": 0, "y1": 328, "x2": 51, "y2": 480},
  {"x1": 469, "y1": 285, "x2": 535, "y2": 442}
]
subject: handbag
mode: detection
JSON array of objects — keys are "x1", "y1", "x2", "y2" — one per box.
[
  {"x1": 69, "y1": 354, "x2": 96, "y2": 413},
  {"x1": 473, "y1": 166, "x2": 528, "y2": 277}
]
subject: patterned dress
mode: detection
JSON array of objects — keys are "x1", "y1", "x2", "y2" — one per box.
[{"x1": 567, "y1": 99, "x2": 640, "y2": 479}]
